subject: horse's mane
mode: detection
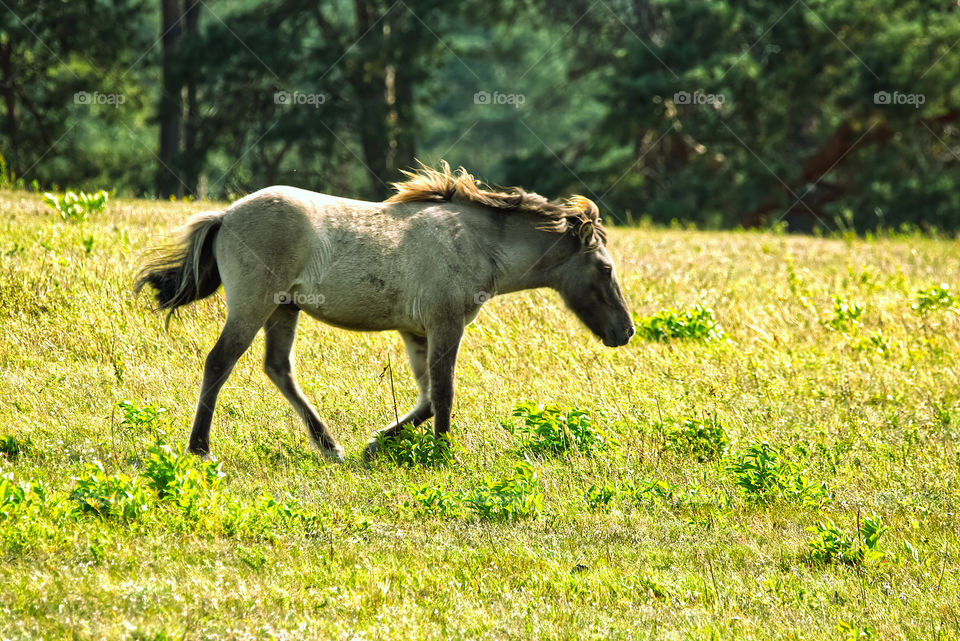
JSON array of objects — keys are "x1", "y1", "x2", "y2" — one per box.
[{"x1": 386, "y1": 161, "x2": 607, "y2": 248}]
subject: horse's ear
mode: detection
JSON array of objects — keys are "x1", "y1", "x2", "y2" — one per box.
[
  {"x1": 578, "y1": 220, "x2": 596, "y2": 246},
  {"x1": 565, "y1": 195, "x2": 600, "y2": 247}
]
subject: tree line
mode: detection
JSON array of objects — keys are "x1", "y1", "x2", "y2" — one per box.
[{"x1": 1, "y1": 0, "x2": 957, "y2": 231}]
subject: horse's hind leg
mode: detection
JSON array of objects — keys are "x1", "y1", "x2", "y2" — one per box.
[
  {"x1": 263, "y1": 305, "x2": 344, "y2": 461},
  {"x1": 188, "y1": 313, "x2": 264, "y2": 456},
  {"x1": 362, "y1": 331, "x2": 433, "y2": 459}
]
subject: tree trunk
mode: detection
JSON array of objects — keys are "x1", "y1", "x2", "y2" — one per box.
[
  {"x1": 390, "y1": 60, "x2": 416, "y2": 174},
  {"x1": 181, "y1": 0, "x2": 201, "y2": 196},
  {"x1": 351, "y1": 0, "x2": 390, "y2": 199},
  {"x1": 157, "y1": 0, "x2": 185, "y2": 198},
  {"x1": 0, "y1": 41, "x2": 17, "y2": 173},
  {"x1": 632, "y1": 0, "x2": 660, "y2": 39}
]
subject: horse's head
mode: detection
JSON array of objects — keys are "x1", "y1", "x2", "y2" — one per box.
[{"x1": 552, "y1": 198, "x2": 635, "y2": 348}]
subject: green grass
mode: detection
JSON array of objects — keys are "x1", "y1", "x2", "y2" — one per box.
[{"x1": 1, "y1": 189, "x2": 959, "y2": 639}]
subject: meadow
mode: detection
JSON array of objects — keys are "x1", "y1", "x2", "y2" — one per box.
[{"x1": 1, "y1": 190, "x2": 958, "y2": 640}]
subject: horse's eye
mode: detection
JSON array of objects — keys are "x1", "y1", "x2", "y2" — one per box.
[{"x1": 599, "y1": 264, "x2": 613, "y2": 275}]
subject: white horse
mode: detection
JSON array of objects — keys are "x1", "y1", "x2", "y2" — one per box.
[{"x1": 136, "y1": 163, "x2": 634, "y2": 460}]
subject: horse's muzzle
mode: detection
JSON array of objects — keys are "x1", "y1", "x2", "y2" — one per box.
[{"x1": 603, "y1": 324, "x2": 635, "y2": 347}]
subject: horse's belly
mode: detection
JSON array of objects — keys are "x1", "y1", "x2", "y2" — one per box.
[
  {"x1": 288, "y1": 247, "x2": 422, "y2": 332},
  {"x1": 290, "y1": 288, "x2": 421, "y2": 333}
]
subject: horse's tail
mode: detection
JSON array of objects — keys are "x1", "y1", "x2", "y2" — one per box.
[{"x1": 135, "y1": 210, "x2": 224, "y2": 322}]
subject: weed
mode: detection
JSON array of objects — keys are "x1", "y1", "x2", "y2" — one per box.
[
  {"x1": 71, "y1": 461, "x2": 151, "y2": 521},
  {"x1": 378, "y1": 424, "x2": 455, "y2": 467},
  {"x1": 851, "y1": 331, "x2": 891, "y2": 357},
  {"x1": 42, "y1": 190, "x2": 109, "y2": 222},
  {"x1": 836, "y1": 621, "x2": 876, "y2": 640},
  {"x1": 584, "y1": 483, "x2": 618, "y2": 512},
  {"x1": 727, "y1": 441, "x2": 829, "y2": 505},
  {"x1": 465, "y1": 461, "x2": 543, "y2": 521},
  {"x1": 0, "y1": 434, "x2": 29, "y2": 461},
  {"x1": 118, "y1": 400, "x2": 170, "y2": 435},
  {"x1": 620, "y1": 478, "x2": 730, "y2": 514},
  {"x1": 142, "y1": 438, "x2": 225, "y2": 520},
  {"x1": 407, "y1": 484, "x2": 460, "y2": 518},
  {"x1": 623, "y1": 478, "x2": 678, "y2": 505},
  {"x1": 0, "y1": 471, "x2": 67, "y2": 551},
  {"x1": 502, "y1": 403, "x2": 611, "y2": 457},
  {"x1": 859, "y1": 514, "x2": 889, "y2": 557},
  {"x1": 0, "y1": 472, "x2": 46, "y2": 517},
  {"x1": 822, "y1": 296, "x2": 863, "y2": 331},
  {"x1": 634, "y1": 306, "x2": 726, "y2": 341},
  {"x1": 807, "y1": 514, "x2": 888, "y2": 565},
  {"x1": 220, "y1": 492, "x2": 320, "y2": 539},
  {"x1": 659, "y1": 416, "x2": 729, "y2": 461},
  {"x1": 913, "y1": 284, "x2": 955, "y2": 314}
]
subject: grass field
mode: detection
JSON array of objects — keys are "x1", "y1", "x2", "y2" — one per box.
[{"x1": 1, "y1": 190, "x2": 959, "y2": 640}]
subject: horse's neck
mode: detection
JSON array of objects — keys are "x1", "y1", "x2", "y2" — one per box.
[{"x1": 492, "y1": 226, "x2": 568, "y2": 295}]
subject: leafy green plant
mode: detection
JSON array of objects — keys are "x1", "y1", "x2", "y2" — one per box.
[
  {"x1": 727, "y1": 441, "x2": 829, "y2": 505},
  {"x1": 807, "y1": 515, "x2": 888, "y2": 565},
  {"x1": 502, "y1": 403, "x2": 611, "y2": 457},
  {"x1": 0, "y1": 434, "x2": 29, "y2": 461},
  {"x1": 620, "y1": 477, "x2": 730, "y2": 513},
  {"x1": 634, "y1": 306, "x2": 726, "y2": 341},
  {"x1": 216, "y1": 490, "x2": 324, "y2": 540},
  {"x1": 0, "y1": 471, "x2": 68, "y2": 552},
  {"x1": 822, "y1": 296, "x2": 864, "y2": 331},
  {"x1": 377, "y1": 424, "x2": 455, "y2": 467},
  {"x1": 0, "y1": 472, "x2": 46, "y2": 518},
  {"x1": 659, "y1": 416, "x2": 729, "y2": 461},
  {"x1": 408, "y1": 484, "x2": 460, "y2": 517},
  {"x1": 836, "y1": 620, "x2": 876, "y2": 640},
  {"x1": 584, "y1": 483, "x2": 618, "y2": 512},
  {"x1": 623, "y1": 478, "x2": 678, "y2": 505},
  {"x1": 465, "y1": 461, "x2": 543, "y2": 521},
  {"x1": 913, "y1": 284, "x2": 955, "y2": 314},
  {"x1": 851, "y1": 330, "x2": 891, "y2": 356},
  {"x1": 118, "y1": 400, "x2": 170, "y2": 435},
  {"x1": 42, "y1": 190, "x2": 109, "y2": 222},
  {"x1": 142, "y1": 438, "x2": 224, "y2": 519},
  {"x1": 859, "y1": 515, "x2": 889, "y2": 557},
  {"x1": 71, "y1": 462, "x2": 151, "y2": 522}
]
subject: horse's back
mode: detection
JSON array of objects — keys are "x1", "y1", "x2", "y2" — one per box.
[{"x1": 214, "y1": 185, "x2": 494, "y2": 332}]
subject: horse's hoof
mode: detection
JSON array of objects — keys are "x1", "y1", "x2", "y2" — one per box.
[
  {"x1": 322, "y1": 444, "x2": 345, "y2": 463},
  {"x1": 186, "y1": 446, "x2": 211, "y2": 460},
  {"x1": 361, "y1": 439, "x2": 380, "y2": 461}
]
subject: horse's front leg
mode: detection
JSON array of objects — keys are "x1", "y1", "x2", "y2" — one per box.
[{"x1": 427, "y1": 326, "x2": 464, "y2": 440}]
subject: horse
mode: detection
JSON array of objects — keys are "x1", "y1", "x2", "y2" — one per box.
[{"x1": 135, "y1": 162, "x2": 635, "y2": 461}]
